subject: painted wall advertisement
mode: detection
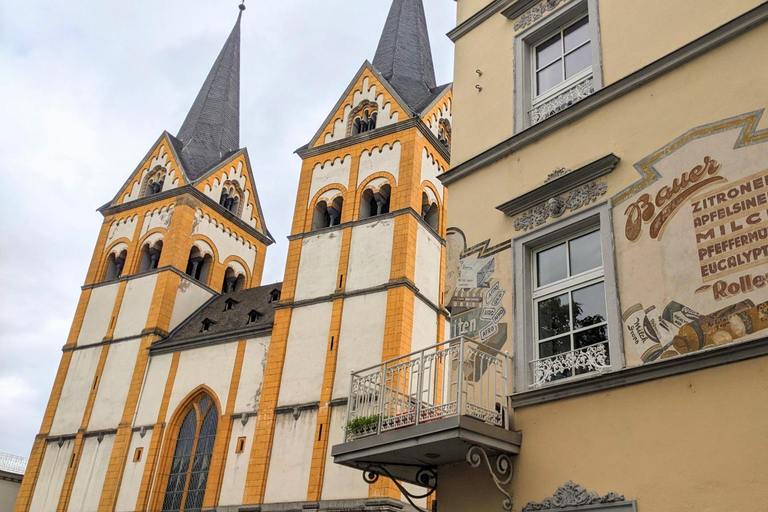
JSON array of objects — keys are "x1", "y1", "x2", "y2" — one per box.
[{"x1": 615, "y1": 111, "x2": 768, "y2": 366}]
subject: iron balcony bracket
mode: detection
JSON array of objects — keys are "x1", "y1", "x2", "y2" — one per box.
[
  {"x1": 466, "y1": 445, "x2": 514, "y2": 511},
  {"x1": 362, "y1": 464, "x2": 437, "y2": 512}
]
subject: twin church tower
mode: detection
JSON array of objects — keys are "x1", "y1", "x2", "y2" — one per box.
[{"x1": 17, "y1": 1, "x2": 452, "y2": 511}]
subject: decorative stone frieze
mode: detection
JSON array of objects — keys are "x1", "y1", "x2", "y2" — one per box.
[
  {"x1": 530, "y1": 77, "x2": 595, "y2": 125},
  {"x1": 522, "y1": 481, "x2": 625, "y2": 511},
  {"x1": 514, "y1": 0, "x2": 566, "y2": 31}
]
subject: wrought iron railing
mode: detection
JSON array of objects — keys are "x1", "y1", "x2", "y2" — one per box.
[
  {"x1": 530, "y1": 341, "x2": 610, "y2": 389},
  {"x1": 344, "y1": 337, "x2": 513, "y2": 442},
  {"x1": 0, "y1": 452, "x2": 28, "y2": 475}
]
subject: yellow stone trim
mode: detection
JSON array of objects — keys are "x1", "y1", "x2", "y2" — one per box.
[
  {"x1": 421, "y1": 89, "x2": 453, "y2": 130},
  {"x1": 119, "y1": 134, "x2": 185, "y2": 205},
  {"x1": 56, "y1": 434, "x2": 84, "y2": 511}
]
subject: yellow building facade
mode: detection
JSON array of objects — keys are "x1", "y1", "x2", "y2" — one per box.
[{"x1": 333, "y1": 1, "x2": 768, "y2": 512}]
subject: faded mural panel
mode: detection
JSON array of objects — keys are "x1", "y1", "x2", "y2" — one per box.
[
  {"x1": 445, "y1": 229, "x2": 513, "y2": 354},
  {"x1": 614, "y1": 110, "x2": 768, "y2": 366}
]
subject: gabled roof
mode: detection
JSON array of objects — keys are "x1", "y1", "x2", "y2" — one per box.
[
  {"x1": 176, "y1": 10, "x2": 243, "y2": 180},
  {"x1": 372, "y1": 0, "x2": 439, "y2": 112},
  {"x1": 152, "y1": 283, "x2": 283, "y2": 352}
]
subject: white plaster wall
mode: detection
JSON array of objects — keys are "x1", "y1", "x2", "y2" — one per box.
[
  {"x1": 134, "y1": 354, "x2": 172, "y2": 427},
  {"x1": 28, "y1": 439, "x2": 74, "y2": 512},
  {"x1": 324, "y1": 76, "x2": 399, "y2": 144},
  {"x1": 234, "y1": 336, "x2": 270, "y2": 414},
  {"x1": 168, "y1": 278, "x2": 215, "y2": 332},
  {"x1": 201, "y1": 162, "x2": 260, "y2": 228},
  {"x1": 0, "y1": 478, "x2": 20, "y2": 512},
  {"x1": 419, "y1": 148, "x2": 446, "y2": 201},
  {"x1": 321, "y1": 405, "x2": 370, "y2": 500},
  {"x1": 357, "y1": 142, "x2": 402, "y2": 188},
  {"x1": 50, "y1": 347, "x2": 101, "y2": 436},
  {"x1": 122, "y1": 145, "x2": 180, "y2": 203},
  {"x1": 105, "y1": 215, "x2": 139, "y2": 248},
  {"x1": 69, "y1": 435, "x2": 115, "y2": 512},
  {"x1": 167, "y1": 343, "x2": 237, "y2": 421},
  {"x1": 414, "y1": 223, "x2": 442, "y2": 306},
  {"x1": 346, "y1": 219, "x2": 394, "y2": 292},
  {"x1": 307, "y1": 157, "x2": 351, "y2": 208},
  {"x1": 277, "y1": 303, "x2": 333, "y2": 407},
  {"x1": 294, "y1": 232, "x2": 343, "y2": 301},
  {"x1": 89, "y1": 339, "x2": 142, "y2": 431},
  {"x1": 115, "y1": 430, "x2": 153, "y2": 512},
  {"x1": 77, "y1": 283, "x2": 120, "y2": 346},
  {"x1": 113, "y1": 274, "x2": 158, "y2": 339},
  {"x1": 218, "y1": 418, "x2": 257, "y2": 506},
  {"x1": 192, "y1": 210, "x2": 257, "y2": 273},
  {"x1": 139, "y1": 205, "x2": 174, "y2": 238},
  {"x1": 332, "y1": 292, "x2": 388, "y2": 399},
  {"x1": 412, "y1": 298, "x2": 438, "y2": 354},
  {"x1": 263, "y1": 411, "x2": 318, "y2": 504}
]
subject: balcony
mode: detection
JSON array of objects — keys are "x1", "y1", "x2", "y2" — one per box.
[
  {"x1": 0, "y1": 452, "x2": 28, "y2": 476},
  {"x1": 331, "y1": 338, "x2": 522, "y2": 506}
]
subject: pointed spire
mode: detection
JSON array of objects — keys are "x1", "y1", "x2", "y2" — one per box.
[
  {"x1": 372, "y1": 0, "x2": 437, "y2": 111},
  {"x1": 176, "y1": 9, "x2": 243, "y2": 179}
]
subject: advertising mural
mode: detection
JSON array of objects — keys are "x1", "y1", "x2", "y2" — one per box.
[{"x1": 614, "y1": 110, "x2": 768, "y2": 366}]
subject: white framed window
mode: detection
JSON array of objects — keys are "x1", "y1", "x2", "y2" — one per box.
[
  {"x1": 514, "y1": 0, "x2": 603, "y2": 131},
  {"x1": 513, "y1": 203, "x2": 623, "y2": 391}
]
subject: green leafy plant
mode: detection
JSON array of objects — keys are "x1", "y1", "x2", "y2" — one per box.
[{"x1": 344, "y1": 414, "x2": 380, "y2": 436}]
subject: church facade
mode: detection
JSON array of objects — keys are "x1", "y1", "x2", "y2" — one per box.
[{"x1": 14, "y1": 1, "x2": 451, "y2": 511}]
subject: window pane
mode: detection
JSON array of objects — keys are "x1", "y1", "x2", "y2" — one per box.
[
  {"x1": 538, "y1": 293, "x2": 570, "y2": 339},
  {"x1": 569, "y1": 230, "x2": 602, "y2": 275},
  {"x1": 574, "y1": 325, "x2": 608, "y2": 349},
  {"x1": 572, "y1": 282, "x2": 607, "y2": 329},
  {"x1": 564, "y1": 16, "x2": 590, "y2": 52},
  {"x1": 538, "y1": 335, "x2": 571, "y2": 358},
  {"x1": 537, "y1": 242, "x2": 567, "y2": 287},
  {"x1": 536, "y1": 60, "x2": 563, "y2": 95},
  {"x1": 536, "y1": 33, "x2": 562, "y2": 68},
  {"x1": 565, "y1": 42, "x2": 592, "y2": 79}
]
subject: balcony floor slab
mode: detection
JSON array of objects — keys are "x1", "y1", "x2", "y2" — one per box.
[{"x1": 331, "y1": 415, "x2": 522, "y2": 486}]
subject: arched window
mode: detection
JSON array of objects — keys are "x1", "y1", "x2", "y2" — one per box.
[
  {"x1": 139, "y1": 240, "x2": 164, "y2": 273},
  {"x1": 105, "y1": 250, "x2": 128, "y2": 281},
  {"x1": 221, "y1": 268, "x2": 246, "y2": 293},
  {"x1": 351, "y1": 117, "x2": 363, "y2": 136},
  {"x1": 185, "y1": 247, "x2": 212, "y2": 285},
  {"x1": 437, "y1": 119, "x2": 452, "y2": 147},
  {"x1": 348, "y1": 101, "x2": 379, "y2": 136},
  {"x1": 141, "y1": 166, "x2": 167, "y2": 198},
  {"x1": 421, "y1": 192, "x2": 440, "y2": 231},
  {"x1": 219, "y1": 184, "x2": 243, "y2": 216},
  {"x1": 369, "y1": 111, "x2": 378, "y2": 131},
  {"x1": 312, "y1": 196, "x2": 343, "y2": 230},
  {"x1": 161, "y1": 394, "x2": 219, "y2": 512},
  {"x1": 359, "y1": 184, "x2": 391, "y2": 220}
]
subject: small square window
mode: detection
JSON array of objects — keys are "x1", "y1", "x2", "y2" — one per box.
[
  {"x1": 133, "y1": 447, "x2": 143, "y2": 462},
  {"x1": 235, "y1": 436, "x2": 247, "y2": 454}
]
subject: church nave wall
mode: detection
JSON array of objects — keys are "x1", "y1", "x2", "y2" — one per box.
[
  {"x1": 67, "y1": 434, "x2": 115, "y2": 512},
  {"x1": 88, "y1": 338, "x2": 141, "y2": 431},
  {"x1": 262, "y1": 410, "x2": 318, "y2": 504},
  {"x1": 49, "y1": 347, "x2": 102, "y2": 436},
  {"x1": 218, "y1": 417, "x2": 257, "y2": 506},
  {"x1": 234, "y1": 337, "x2": 271, "y2": 414},
  {"x1": 320, "y1": 405, "x2": 370, "y2": 500},
  {"x1": 132, "y1": 353, "x2": 172, "y2": 427},
  {"x1": 114, "y1": 429, "x2": 153, "y2": 512},
  {"x1": 27, "y1": 439, "x2": 74, "y2": 512}
]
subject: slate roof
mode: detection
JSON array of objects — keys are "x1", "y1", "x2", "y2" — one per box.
[
  {"x1": 176, "y1": 11, "x2": 242, "y2": 180},
  {"x1": 372, "y1": 0, "x2": 444, "y2": 112},
  {"x1": 156, "y1": 282, "x2": 282, "y2": 349}
]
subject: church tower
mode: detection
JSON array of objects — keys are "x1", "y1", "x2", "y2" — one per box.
[
  {"x1": 242, "y1": 0, "x2": 453, "y2": 508},
  {"x1": 16, "y1": 9, "x2": 274, "y2": 512}
]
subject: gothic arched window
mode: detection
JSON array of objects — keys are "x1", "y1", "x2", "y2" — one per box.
[{"x1": 161, "y1": 394, "x2": 219, "y2": 512}]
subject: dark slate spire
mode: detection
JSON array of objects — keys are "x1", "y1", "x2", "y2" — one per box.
[
  {"x1": 176, "y1": 9, "x2": 243, "y2": 179},
  {"x1": 372, "y1": 0, "x2": 437, "y2": 112}
]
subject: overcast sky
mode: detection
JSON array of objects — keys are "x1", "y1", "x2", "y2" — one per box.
[{"x1": 0, "y1": 0, "x2": 456, "y2": 458}]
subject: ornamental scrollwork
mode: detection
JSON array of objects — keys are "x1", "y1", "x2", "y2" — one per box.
[
  {"x1": 545, "y1": 167, "x2": 572, "y2": 183},
  {"x1": 531, "y1": 343, "x2": 610, "y2": 388},
  {"x1": 514, "y1": 181, "x2": 607, "y2": 232},
  {"x1": 362, "y1": 464, "x2": 437, "y2": 512},
  {"x1": 522, "y1": 481, "x2": 625, "y2": 511},
  {"x1": 514, "y1": 0, "x2": 565, "y2": 31},
  {"x1": 466, "y1": 445, "x2": 514, "y2": 511},
  {"x1": 530, "y1": 78, "x2": 595, "y2": 125}
]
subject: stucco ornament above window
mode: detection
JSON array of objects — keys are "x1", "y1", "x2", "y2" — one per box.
[
  {"x1": 514, "y1": 0, "x2": 567, "y2": 31},
  {"x1": 514, "y1": 181, "x2": 607, "y2": 231},
  {"x1": 522, "y1": 481, "x2": 626, "y2": 511}
]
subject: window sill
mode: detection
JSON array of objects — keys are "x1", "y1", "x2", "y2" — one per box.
[
  {"x1": 510, "y1": 334, "x2": 768, "y2": 408},
  {"x1": 529, "y1": 74, "x2": 595, "y2": 126}
]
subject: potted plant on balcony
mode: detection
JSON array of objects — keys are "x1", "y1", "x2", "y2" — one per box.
[{"x1": 344, "y1": 414, "x2": 380, "y2": 439}]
